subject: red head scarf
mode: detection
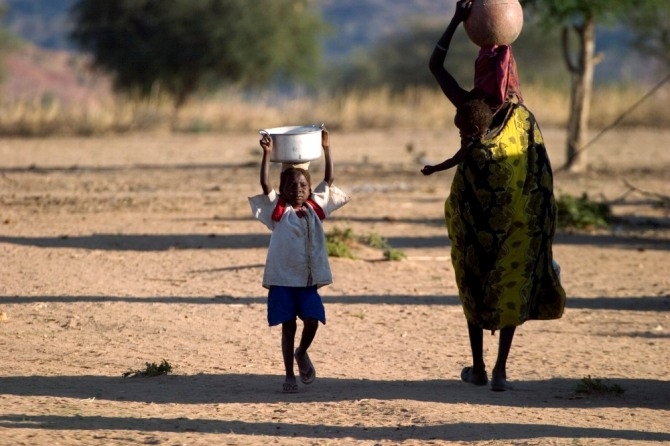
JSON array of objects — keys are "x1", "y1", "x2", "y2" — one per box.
[{"x1": 472, "y1": 45, "x2": 523, "y2": 111}]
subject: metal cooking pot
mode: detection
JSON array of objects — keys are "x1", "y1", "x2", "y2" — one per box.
[{"x1": 259, "y1": 124, "x2": 323, "y2": 164}]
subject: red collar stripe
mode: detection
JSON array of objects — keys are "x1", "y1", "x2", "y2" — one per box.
[{"x1": 272, "y1": 197, "x2": 325, "y2": 222}]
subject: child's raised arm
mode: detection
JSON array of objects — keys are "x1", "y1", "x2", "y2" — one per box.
[
  {"x1": 259, "y1": 134, "x2": 273, "y2": 195},
  {"x1": 321, "y1": 126, "x2": 334, "y2": 186}
]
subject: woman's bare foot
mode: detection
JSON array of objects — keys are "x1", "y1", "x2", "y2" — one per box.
[
  {"x1": 491, "y1": 369, "x2": 512, "y2": 391},
  {"x1": 460, "y1": 366, "x2": 488, "y2": 386}
]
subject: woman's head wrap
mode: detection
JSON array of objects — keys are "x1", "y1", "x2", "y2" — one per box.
[{"x1": 472, "y1": 44, "x2": 523, "y2": 111}]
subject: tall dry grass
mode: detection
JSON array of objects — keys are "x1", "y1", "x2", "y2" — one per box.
[{"x1": 0, "y1": 81, "x2": 667, "y2": 137}]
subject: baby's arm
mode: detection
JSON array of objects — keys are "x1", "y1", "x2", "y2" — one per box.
[
  {"x1": 259, "y1": 134, "x2": 273, "y2": 195},
  {"x1": 421, "y1": 142, "x2": 470, "y2": 175}
]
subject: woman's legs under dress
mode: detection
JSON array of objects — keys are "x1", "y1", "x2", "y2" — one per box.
[{"x1": 463, "y1": 322, "x2": 516, "y2": 390}]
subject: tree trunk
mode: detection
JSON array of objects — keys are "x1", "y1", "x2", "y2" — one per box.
[{"x1": 563, "y1": 16, "x2": 596, "y2": 173}]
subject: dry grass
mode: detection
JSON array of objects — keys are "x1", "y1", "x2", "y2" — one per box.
[{"x1": 1, "y1": 81, "x2": 668, "y2": 136}]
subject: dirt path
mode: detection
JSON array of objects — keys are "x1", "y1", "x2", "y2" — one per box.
[{"x1": 1, "y1": 129, "x2": 669, "y2": 445}]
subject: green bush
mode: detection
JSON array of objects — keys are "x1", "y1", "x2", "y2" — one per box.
[
  {"x1": 326, "y1": 227, "x2": 406, "y2": 261},
  {"x1": 123, "y1": 359, "x2": 173, "y2": 378},
  {"x1": 556, "y1": 193, "x2": 612, "y2": 229},
  {"x1": 363, "y1": 232, "x2": 388, "y2": 250},
  {"x1": 325, "y1": 227, "x2": 357, "y2": 259},
  {"x1": 576, "y1": 375, "x2": 624, "y2": 395},
  {"x1": 384, "y1": 248, "x2": 407, "y2": 261}
]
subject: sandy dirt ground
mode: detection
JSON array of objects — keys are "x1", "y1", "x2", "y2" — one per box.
[{"x1": 1, "y1": 126, "x2": 669, "y2": 446}]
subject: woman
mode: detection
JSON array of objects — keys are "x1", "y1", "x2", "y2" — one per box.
[{"x1": 429, "y1": 0, "x2": 566, "y2": 391}]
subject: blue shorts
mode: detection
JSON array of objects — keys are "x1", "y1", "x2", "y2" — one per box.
[{"x1": 267, "y1": 286, "x2": 326, "y2": 326}]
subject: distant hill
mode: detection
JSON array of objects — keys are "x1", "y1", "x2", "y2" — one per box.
[
  {"x1": 318, "y1": 0, "x2": 450, "y2": 58},
  {"x1": 0, "y1": 0, "x2": 454, "y2": 56},
  {"x1": 0, "y1": 0, "x2": 459, "y2": 103},
  {"x1": 1, "y1": 0, "x2": 74, "y2": 49},
  {"x1": 0, "y1": 43, "x2": 111, "y2": 105},
  {"x1": 0, "y1": 0, "x2": 643, "y2": 65},
  {"x1": 0, "y1": 0, "x2": 661, "y2": 101}
]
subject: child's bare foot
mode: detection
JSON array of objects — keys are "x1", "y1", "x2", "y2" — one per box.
[
  {"x1": 295, "y1": 348, "x2": 316, "y2": 385},
  {"x1": 460, "y1": 366, "x2": 488, "y2": 386},
  {"x1": 282, "y1": 377, "x2": 298, "y2": 393}
]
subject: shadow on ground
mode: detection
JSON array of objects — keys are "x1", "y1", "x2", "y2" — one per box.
[
  {"x1": 1, "y1": 230, "x2": 670, "y2": 251},
  {"x1": 0, "y1": 412, "x2": 667, "y2": 443},
  {"x1": 2, "y1": 294, "x2": 669, "y2": 312},
  {"x1": 0, "y1": 373, "x2": 667, "y2": 410},
  {"x1": 0, "y1": 375, "x2": 668, "y2": 442}
]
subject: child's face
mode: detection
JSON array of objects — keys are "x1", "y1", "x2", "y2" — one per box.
[{"x1": 281, "y1": 171, "x2": 310, "y2": 207}]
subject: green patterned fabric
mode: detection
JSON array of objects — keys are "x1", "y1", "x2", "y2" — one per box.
[{"x1": 445, "y1": 103, "x2": 566, "y2": 331}]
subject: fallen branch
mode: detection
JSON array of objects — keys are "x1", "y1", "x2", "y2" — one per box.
[{"x1": 621, "y1": 179, "x2": 670, "y2": 207}]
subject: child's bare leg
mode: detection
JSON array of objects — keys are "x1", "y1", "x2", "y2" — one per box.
[
  {"x1": 296, "y1": 318, "x2": 318, "y2": 354},
  {"x1": 281, "y1": 320, "x2": 298, "y2": 391},
  {"x1": 295, "y1": 318, "x2": 318, "y2": 384},
  {"x1": 491, "y1": 326, "x2": 515, "y2": 391},
  {"x1": 461, "y1": 321, "x2": 488, "y2": 385}
]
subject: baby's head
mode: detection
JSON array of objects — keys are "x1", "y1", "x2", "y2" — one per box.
[
  {"x1": 454, "y1": 98, "x2": 493, "y2": 139},
  {"x1": 279, "y1": 167, "x2": 312, "y2": 207}
]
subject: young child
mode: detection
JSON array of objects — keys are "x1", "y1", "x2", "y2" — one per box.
[
  {"x1": 248, "y1": 126, "x2": 350, "y2": 393},
  {"x1": 421, "y1": 98, "x2": 493, "y2": 176}
]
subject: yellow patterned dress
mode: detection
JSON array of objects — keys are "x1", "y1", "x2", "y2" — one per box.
[{"x1": 445, "y1": 103, "x2": 566, "y2": 331}]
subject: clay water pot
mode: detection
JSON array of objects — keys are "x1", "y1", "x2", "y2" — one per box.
[{"x1": 463, "y1": 0, "x2": 524, "y2": 47}]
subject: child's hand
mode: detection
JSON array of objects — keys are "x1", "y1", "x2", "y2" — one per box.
[
  {"x1": 259, "y1": 134, "x2": 272, "y2": 153},
  {"x1": 321, "y1": 125, "x2": 330, "y2": 149},
  {"x1": 421, "y1": 165, "x2": 435, "y2": 176}
]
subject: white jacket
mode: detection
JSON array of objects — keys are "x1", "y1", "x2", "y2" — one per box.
[{"x1": 248, "y1": 181, "x2": 350, "y2": 289}]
